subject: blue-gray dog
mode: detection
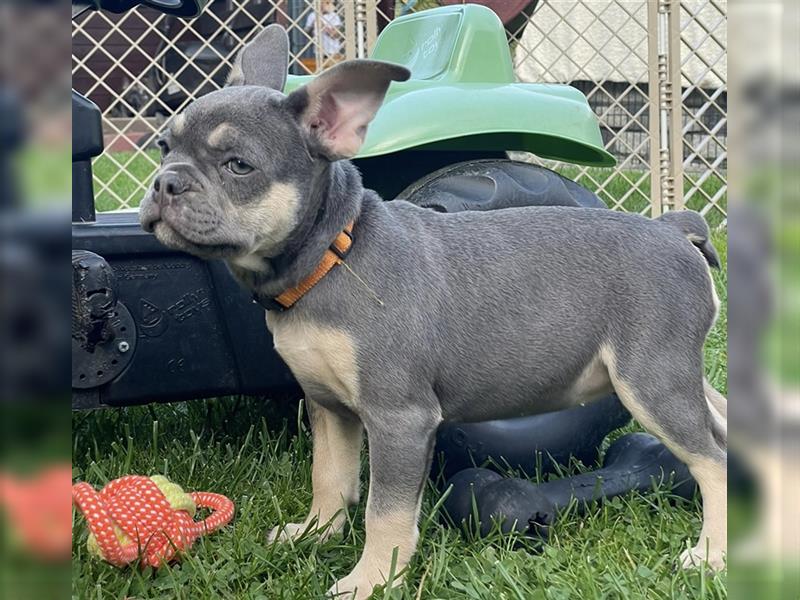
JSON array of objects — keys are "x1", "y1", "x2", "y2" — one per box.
[{"x1": 139, "y1": 25, "x2": 727, "y2": 599}]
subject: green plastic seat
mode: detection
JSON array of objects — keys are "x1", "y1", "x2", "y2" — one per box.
[{"x1": 285, "y1": 4, "x2": 615, "y2": 167}]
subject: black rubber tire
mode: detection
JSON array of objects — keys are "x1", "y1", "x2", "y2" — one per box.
[
  {"x1": 397, "y1": 159, "x2": 606, "y2": 213},
  {"x1": 433, "y1": 394, "x2": 631, "y2": 481}
]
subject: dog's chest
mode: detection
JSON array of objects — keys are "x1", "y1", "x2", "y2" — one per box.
[{"x1": 266, "y1": 312, "x2": 360, "y2": 409}]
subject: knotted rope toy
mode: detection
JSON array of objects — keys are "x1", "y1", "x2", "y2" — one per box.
[{"x1": 72, "y1": 475, "x2": 234, "y2": 567}]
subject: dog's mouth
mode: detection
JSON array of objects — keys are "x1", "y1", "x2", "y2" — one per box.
[{"x1": 151, "y1": 219, "x2": 245, "y2": 259}]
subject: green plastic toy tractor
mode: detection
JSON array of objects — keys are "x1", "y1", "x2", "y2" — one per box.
[
  {"x1": 71, "y1": 2, "x2": 614, "y2": 407},
  {"x1": 288, "y1": 4, "x2": 614, "y2": 209}
]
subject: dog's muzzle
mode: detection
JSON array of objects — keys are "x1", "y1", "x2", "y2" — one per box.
[
  {"x1": 153, "y1": 170, "x2": 190, "y2": 200},
  {"x1": 139, "y1": 166, "x2": 195, "y2": 233}
]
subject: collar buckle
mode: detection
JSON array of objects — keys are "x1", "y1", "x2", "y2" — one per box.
[{"x1": 329, "y1": 227, "x2": 354, "y2": 260}]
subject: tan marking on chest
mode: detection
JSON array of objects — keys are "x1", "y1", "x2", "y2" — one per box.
[
  {"x1": 230, "y1": 253, "x2": 266, "y2": 272},
  {"x1": 266, "y1": 313, "x2": 359, "y2": 408}
]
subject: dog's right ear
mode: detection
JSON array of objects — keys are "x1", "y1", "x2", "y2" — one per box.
[
  {"x1": 227, "y1": 24, "x2": 289, "y2": 91},
  {"x1": 284, "y1": 60, "x2": 410, "y2": 161}
]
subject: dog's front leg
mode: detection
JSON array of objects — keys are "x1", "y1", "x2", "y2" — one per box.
[
  {"x1": 268, "y1": 399, "x2": 363, "y2": 543},
  {"x1": 329, "y1": 412, "x2": 439, "y2": 599}
]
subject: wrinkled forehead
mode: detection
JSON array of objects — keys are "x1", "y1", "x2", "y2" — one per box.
[{"x1": 170, "y1": 86, "x2": 288, "y2": 143}]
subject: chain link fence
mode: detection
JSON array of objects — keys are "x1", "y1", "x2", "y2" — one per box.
[
  {"x1": 506, "y1": 0, "x2": 655, "y2": 214},
  {"x1": 73, "y1": 0, "x2": 355, "y2": 211},
  {"x1": 73, "y1": 0, "x2": 726, "y2": 226}
]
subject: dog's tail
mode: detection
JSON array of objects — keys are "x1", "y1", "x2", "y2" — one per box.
[{"x1": 656, "y1": 210, "x2": 720, "y2": 269}]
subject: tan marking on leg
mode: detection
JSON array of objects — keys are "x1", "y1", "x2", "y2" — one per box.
[
  {"x1": 267, "y1": 313, "x2": 359, "y2": 409},
  {"x1": 329, "y1": 508, "x2": 418, "y2": 599},
  {"x1": 264, "y1": 316, "x2": 361, "y2": 543},
  {"x1": 305, "y1": 404, "x2": 362, "y2": 533},
  {"x1": 705, "y1": 394, "x2": 727, "y2": 447},
  {"x1": 268, "y1": 402, "x2": 362, "y2": 543},
  {"x1": 330, "y1": 442, "x2": 428, "y2": 600},
  {"x1": 680, "y1": 456, "x2": 727, "y2": 570},
  {"x1": 598, "y1": 344, "x2": 673, "y2": 443},
  {"x1": 705, "y1": 398, "x2": 727, "y2": 443},
  {"x1": 599, "y1": 345, "x2": 727, "y2": 571},
  {"x1": 704, "y1": 378, "x2": 728, "y2": 420}
]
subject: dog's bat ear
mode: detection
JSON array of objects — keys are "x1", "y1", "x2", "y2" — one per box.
[
  {"x1": 227, "y1": 24, "x2": 289, "y2": 90},
  {"x1": 284, "y1": 60, "x2": 410, "y2": 160}
]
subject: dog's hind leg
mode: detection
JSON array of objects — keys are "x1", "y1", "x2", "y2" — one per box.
[
  {"x1": 704, "y1": 378, "x2": 728, "y2": 421},
  {"x1": 268, "y1": 399, "x2": 363, "y2": 543},
  {"x1": 601, "y1": 345, "x2": 727, "y2": 571}
]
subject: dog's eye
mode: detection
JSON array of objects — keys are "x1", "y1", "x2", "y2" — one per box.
[{"x1": 225, "y1": 158, "x2": 255, "y2": 176}]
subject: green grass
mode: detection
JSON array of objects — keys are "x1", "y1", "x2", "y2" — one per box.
[
  {"x1": 553, "y1": 166, "x2": 728, "y2": 231},
  {"x1": 77, "y1": 156, "x2": 727, "y2": 598},
  {"x1": 92, "y1": 150, "x2": 160, "y2": 212}
]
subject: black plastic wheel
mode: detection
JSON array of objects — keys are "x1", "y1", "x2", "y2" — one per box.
[{"x1": 397, "y1": 159, "x2": 606, "y2": 213}]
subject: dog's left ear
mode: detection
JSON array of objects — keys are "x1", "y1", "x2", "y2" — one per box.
[
  {"x1": 227, "y1": 24, "x2": 289, "y2": 90},
  {"x1": 285, "y1": 60, "x2": 411, "y2": 160}
]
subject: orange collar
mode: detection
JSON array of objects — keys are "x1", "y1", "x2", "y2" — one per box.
[{"x1": 254, "y1": 222, "x2": 354, "y2": 312}]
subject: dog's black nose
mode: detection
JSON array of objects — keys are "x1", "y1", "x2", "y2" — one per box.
[{"x1": 153, "y1": 171, "x2": 188, "y2": 204}]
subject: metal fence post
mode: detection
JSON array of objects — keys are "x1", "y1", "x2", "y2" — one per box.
[
  {"x1": 647, "y1": 0, "x2": 662, "y2": 216},
  {"x1": 355, "y1": 0, "x2": 367, "y2": 58},
  {"x1": 344, "y1": 0, "x2": 356, "y2": 60},
  {"x1": 656, "y1": 0, "x2": 674, "y2": 214},
  {"x1": 365, "y1": 0, "x2": 379, "y2": 55},
  {"x1": 652, "y1": 0, "x2": 685, "y2": 215},
  {"x1": 667, "y1": 0, "x2": 684, "y2": 211}
]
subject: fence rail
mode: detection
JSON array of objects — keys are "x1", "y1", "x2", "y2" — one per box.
[{"x1": 72, "y1": 0, "x2": 726, "y2": 225}]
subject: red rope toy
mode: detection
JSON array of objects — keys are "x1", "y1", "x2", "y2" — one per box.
[{"x1": 72, "y1": 475, "x2": 234, "y2": 568}]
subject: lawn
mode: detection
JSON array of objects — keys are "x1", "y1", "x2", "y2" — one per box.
[
  {"x1": 92, "y1": 149, "x2": 161, "y2": 212},
  {"x1": 73, "y1": 156, "x2": 728, "y2": 599}
]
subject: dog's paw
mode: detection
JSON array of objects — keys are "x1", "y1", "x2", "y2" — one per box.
[
  {"x1": 327, "y1": 565, "x2": 404, "y2": 600},
  {"x1": 679, "y1": 546, "x2": 726, "y2": 571},
  {"x1": 267, "y1": 520, "x2": 339, "y2": 544},
  {"x1": 266, "y1": 522, "x2": 309, "y2": 544},
  {"x1": 326, "y1": 573, "x2": 375, "y2": 600}
]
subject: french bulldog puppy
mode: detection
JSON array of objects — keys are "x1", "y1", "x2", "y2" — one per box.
[{"x1": 140, "y1": 25, "x2": 726, "y2": 599}]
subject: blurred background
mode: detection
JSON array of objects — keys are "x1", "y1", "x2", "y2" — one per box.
[
  {"x1": 0, "y1": 0, "x2": 796, "y2": 598},
  {"x1": 1, "y1": 1, "x2": 71, "y2": 599},
  {"x1": 726, "y1": 2, "x2": 799, "y2": 598}
]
